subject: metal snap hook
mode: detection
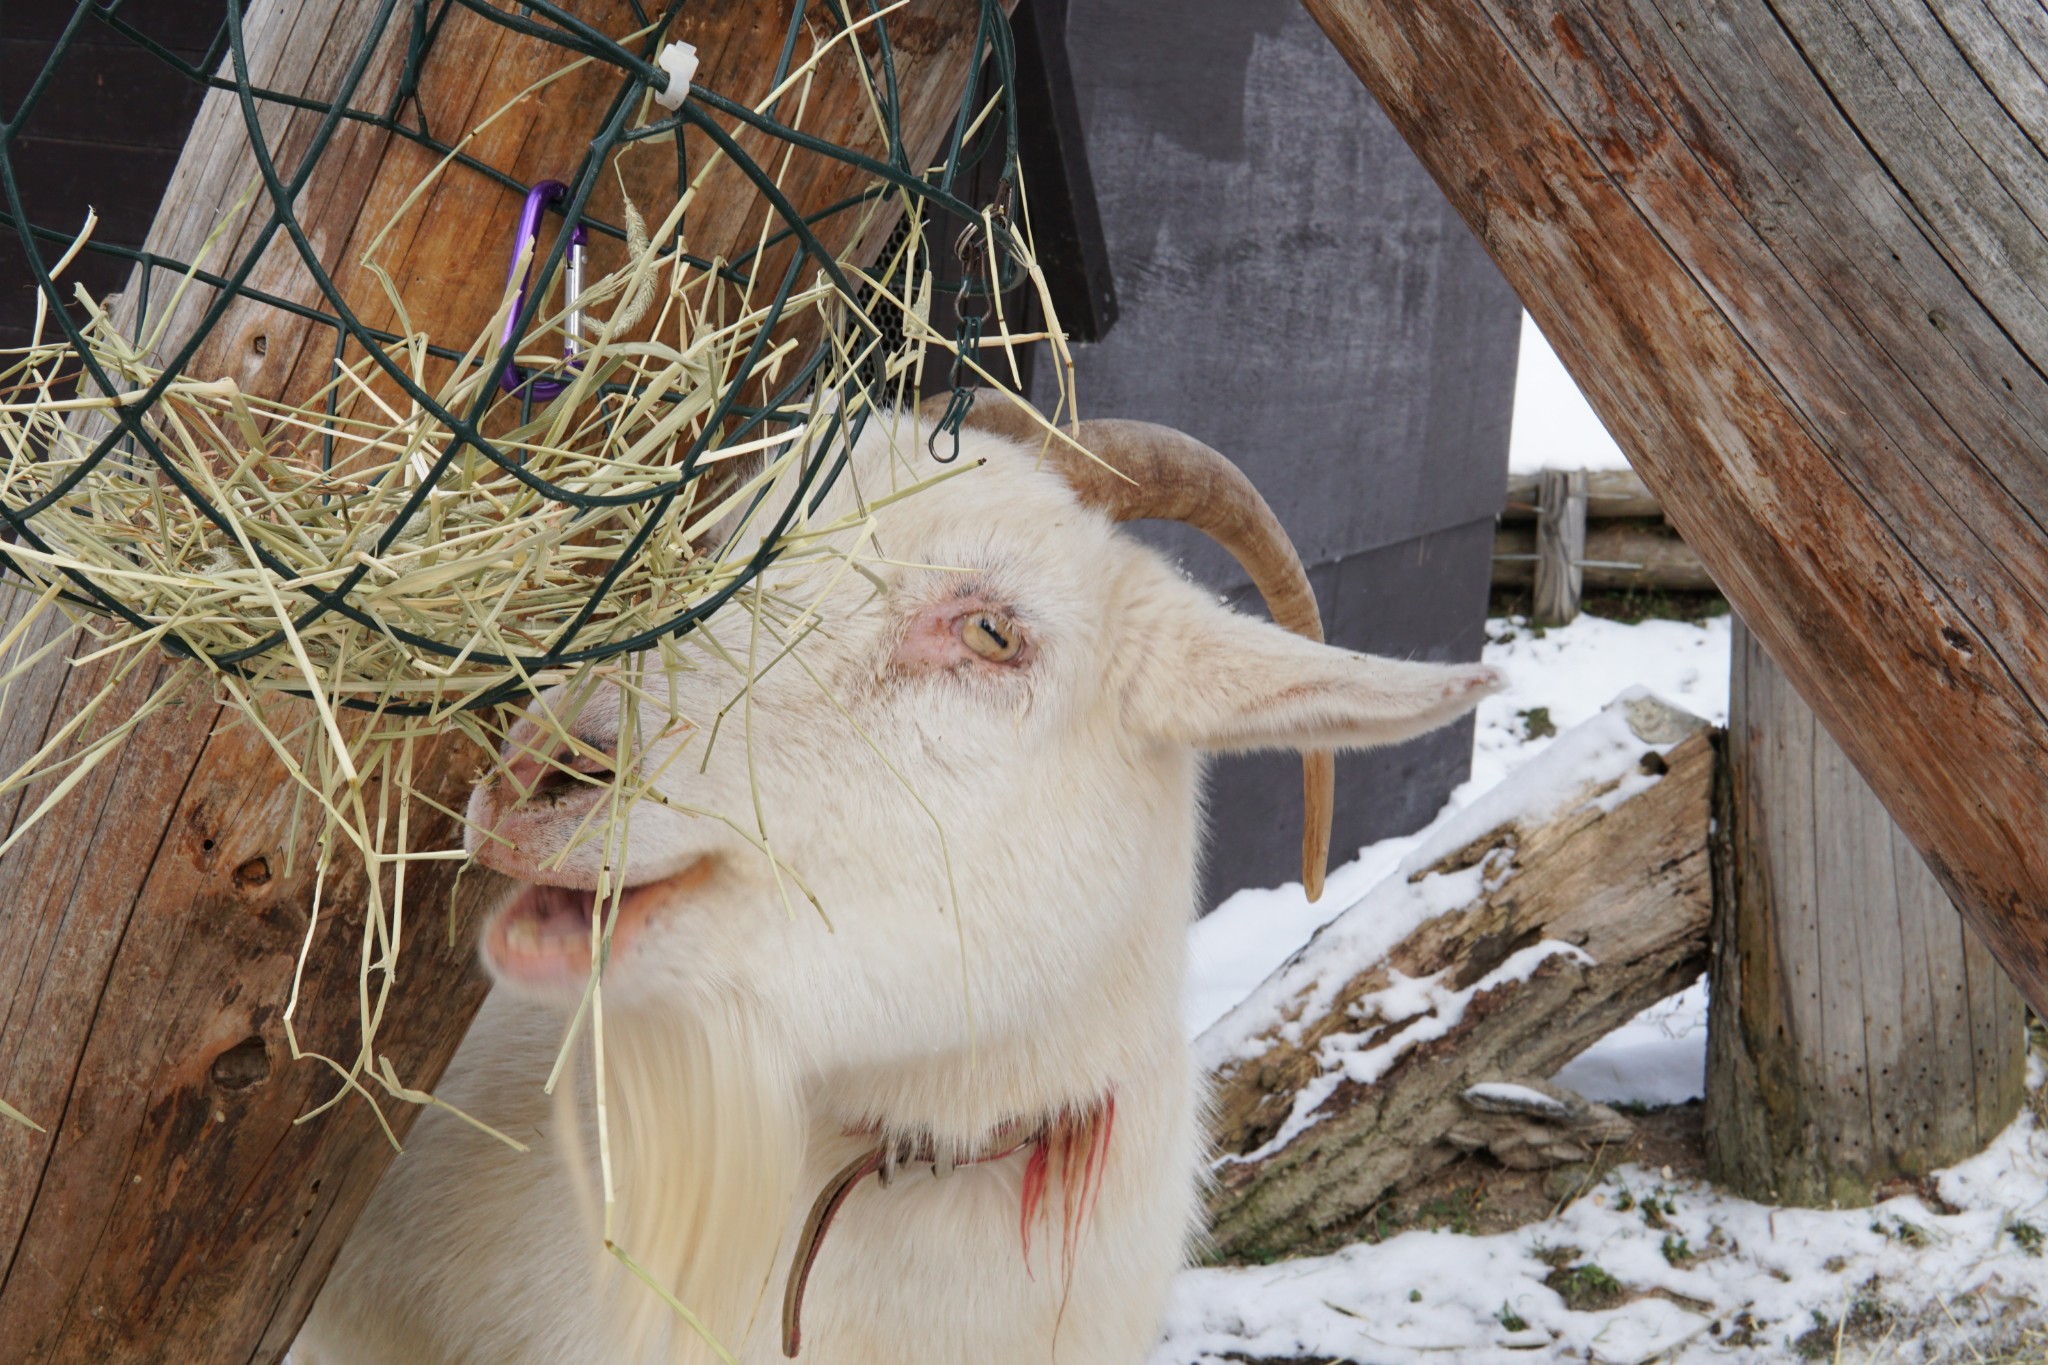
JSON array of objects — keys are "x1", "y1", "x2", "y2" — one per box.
[{"x1": 497, "y1": 179, "x2": 587, "y2": 400}]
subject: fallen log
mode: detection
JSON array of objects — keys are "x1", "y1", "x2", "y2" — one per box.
[{"x1": 1201, "y1": 694, "x2": 1713, "y2": 1264}]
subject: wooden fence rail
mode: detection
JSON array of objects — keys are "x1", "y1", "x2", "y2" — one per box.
[{"x1": 1493, "y1": 468, "x2": 1715, "y2": 604}]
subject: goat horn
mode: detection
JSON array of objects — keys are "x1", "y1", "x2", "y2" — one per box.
[{"x1": 933, "y1": 395, "x2": 1334, "y2": 901}]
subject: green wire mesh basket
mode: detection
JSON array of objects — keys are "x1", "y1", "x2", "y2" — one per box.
[{"x1": 0, "y1": 0, "x2": 1046, "y2": 718}]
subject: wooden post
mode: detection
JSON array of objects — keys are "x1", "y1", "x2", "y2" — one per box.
[
  {"x1": 1531, "y1": 466, "x2": 1586, "y2": 624},
  {"x1": 1706, "y1": 618, "x2": 2024, "y2": 1206},
  {"x1": 0, "y1": 4, "x2": 995, "y2": 1361},
  {"x1": 1302, "y1": 0, "x2": 2048, "y2": 1015}
]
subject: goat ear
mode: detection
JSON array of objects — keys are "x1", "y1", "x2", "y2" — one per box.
[{"x1": 1125, "y1": 597, "x2": 1503, "y2": 753}]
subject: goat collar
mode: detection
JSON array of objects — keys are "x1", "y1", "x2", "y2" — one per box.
[{"x1": 780, "y1": 1112, "x2": 1081, "y2": 1357}]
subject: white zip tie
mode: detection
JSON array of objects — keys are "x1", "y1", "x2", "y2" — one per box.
[{"x1": 653, "y1": 41, "x2": 698, "y2": 110}]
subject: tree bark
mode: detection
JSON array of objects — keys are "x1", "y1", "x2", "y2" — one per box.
[
  {"x1": 1705, "y1": 617, "x2": 2024, "y2": 1207},
  {"x1": 0, "y1": 4, "x2": 995, "y2": 1361},
  {"x1": 1202, "y1": 696, "x2": 1713, "y2": 1263},
  {"x1": 1303, "y1": 0, "x2": 2048, "y2": 1016}
]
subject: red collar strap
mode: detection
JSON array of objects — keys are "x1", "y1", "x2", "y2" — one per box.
[{"x1": 779, "y1": 1119, "x2": 1043, "y2": 1358}]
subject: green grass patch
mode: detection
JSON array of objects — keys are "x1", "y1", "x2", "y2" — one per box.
[{"x1": 1544, "y1": 1261, "x2": 1627, "y2": 1312}]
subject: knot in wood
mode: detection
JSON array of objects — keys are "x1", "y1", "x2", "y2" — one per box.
[{"x1": 210, "y1": 1036, "x2": 271, "y2": 1091}]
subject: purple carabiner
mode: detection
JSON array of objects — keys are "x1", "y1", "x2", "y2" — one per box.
[{"x1": 498, "y1": 180, "x2": 587, "y2": 400}]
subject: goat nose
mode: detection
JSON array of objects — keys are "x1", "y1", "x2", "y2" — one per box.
[
  {"x1": 502, "y1": 746, "x2": 549, "y2": 803},
  {"x1": 498, "y1": 723, "x2": 618, "y2": 805}
]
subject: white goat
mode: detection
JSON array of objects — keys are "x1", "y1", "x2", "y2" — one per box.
[{"x1": 295, "y1": 400, "x2": 1501, "y2": 1365}]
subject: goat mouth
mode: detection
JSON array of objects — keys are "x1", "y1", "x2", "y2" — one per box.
[{"x1": 484, "y1": 860, "x2": 711, "y2": 986}]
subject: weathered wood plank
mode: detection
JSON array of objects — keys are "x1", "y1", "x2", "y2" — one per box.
[
  {"x1": 1704, "y1": 619, "x2": 2023, "y2": 1206},
  {"x1": 1303, "y1": 0, "x2": 2048, "y2": 1015},
  {"x1": 1531, "y1": 466, "x2": 1586, "y2": 624},
  {"x1": 121, "y1": 0, "x2": 407, "y2": 380},
  {"x1": 1202, "y1": 695, "x2": 1713, "y2": 1263},
  {"x1": 2, "y1": 13, "x2": 454, "y2": 1361}
]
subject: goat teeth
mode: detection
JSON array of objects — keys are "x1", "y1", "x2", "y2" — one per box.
[{"x1": 503, "y1": 919, "x2": 543, "y2": 955}]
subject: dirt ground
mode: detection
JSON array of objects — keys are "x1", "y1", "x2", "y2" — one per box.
[{"x1": 1317, "y1": 1102, "x2": 1711, "y2": 1249}]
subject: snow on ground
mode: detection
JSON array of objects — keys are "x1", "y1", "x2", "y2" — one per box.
[
  {"x1": 1172, "y1": 606, "x2": 2048, "y2": 1362},
  {"x1": 1157, "y1": 1093, "x2": 2048, "y2": 1363},
  {"x1": 1469, "y1": 614, "x2": 1731, "y2": 793},
  {"x1": 1553, "y1": 976, "x2": 1710, "y2": 1109}
]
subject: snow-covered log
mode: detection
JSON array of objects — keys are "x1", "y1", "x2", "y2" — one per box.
[{"x1": 1201, "y1": 694, "x2": 1713, "y2": 1264}]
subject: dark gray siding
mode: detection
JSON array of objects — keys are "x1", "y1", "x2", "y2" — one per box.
[{"x1": 1033, "y1": 0, "x2": 1520, "y2": 906}]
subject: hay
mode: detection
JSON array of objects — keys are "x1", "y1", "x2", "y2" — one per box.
[
  {"x1": 0, "y1": 8, "x2": 1073, "y2": 1158},
  {"x1": 0, "y1": 7, "x2": 1086, "y2": 1359}
]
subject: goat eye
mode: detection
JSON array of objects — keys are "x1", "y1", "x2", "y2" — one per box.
[{"x1": 960, "y1": 611, "x2": 1023, "y2": 663}]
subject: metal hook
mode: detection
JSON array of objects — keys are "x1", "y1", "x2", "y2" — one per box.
[
  {"x1": 498, "y1": 180, "x2": 587, "y2": 400},
  {"x1": 927, "y1": 181, "x2": 1012, "y2": 464}
]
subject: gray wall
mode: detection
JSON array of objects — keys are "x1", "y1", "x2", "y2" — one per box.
[{"x1": 1032, "y1": 0, "x2": 1521, "y2": 909}]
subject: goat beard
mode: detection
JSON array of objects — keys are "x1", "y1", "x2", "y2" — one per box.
[{"x1": 554, "y1": 996, "x2": 806, "y2": 1364}]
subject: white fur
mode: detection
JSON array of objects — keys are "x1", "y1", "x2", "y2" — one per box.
[{"x1": 294, "y1": 410, "x2": 1501, "y2": 1364}]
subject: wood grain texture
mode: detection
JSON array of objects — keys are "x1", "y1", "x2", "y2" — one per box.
[
  {"x1": 1303, "y1": 0, "x2": 2048, "y2": 1014},
  {"x1": 1203, "y1": 700, "x2": 1713, "y2": 1263},
  {"x1": 0, "y1": 3, "x2": 996, "y2": 1360},
  {"x1": 0, "y1": 4, "x2": 565, "y2": 1358},
  {"x1": 1532, "y1": 466, "x2": 1586, "y2": 622},
  {"x1": 1704, "y1": 618, "x2": 2023, "y2": 1206},
  {"x1": 136, "y1": 0, "x2": 993, "y2": 421}
]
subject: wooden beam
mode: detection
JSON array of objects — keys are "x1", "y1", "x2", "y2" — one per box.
[
  {"x1": 1202, "y1": 695, "x2": 1712, "y2": 1263},
  {"x1": 0, "y1": 4, "x2": 997, "y2": 1360},
  {"x1": 1303, "y1": 0, "x2": 2048, "y2": 1014},
  {"x1": 1705, "y1": 617, "x2": 2024, "y2": 1206}
]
